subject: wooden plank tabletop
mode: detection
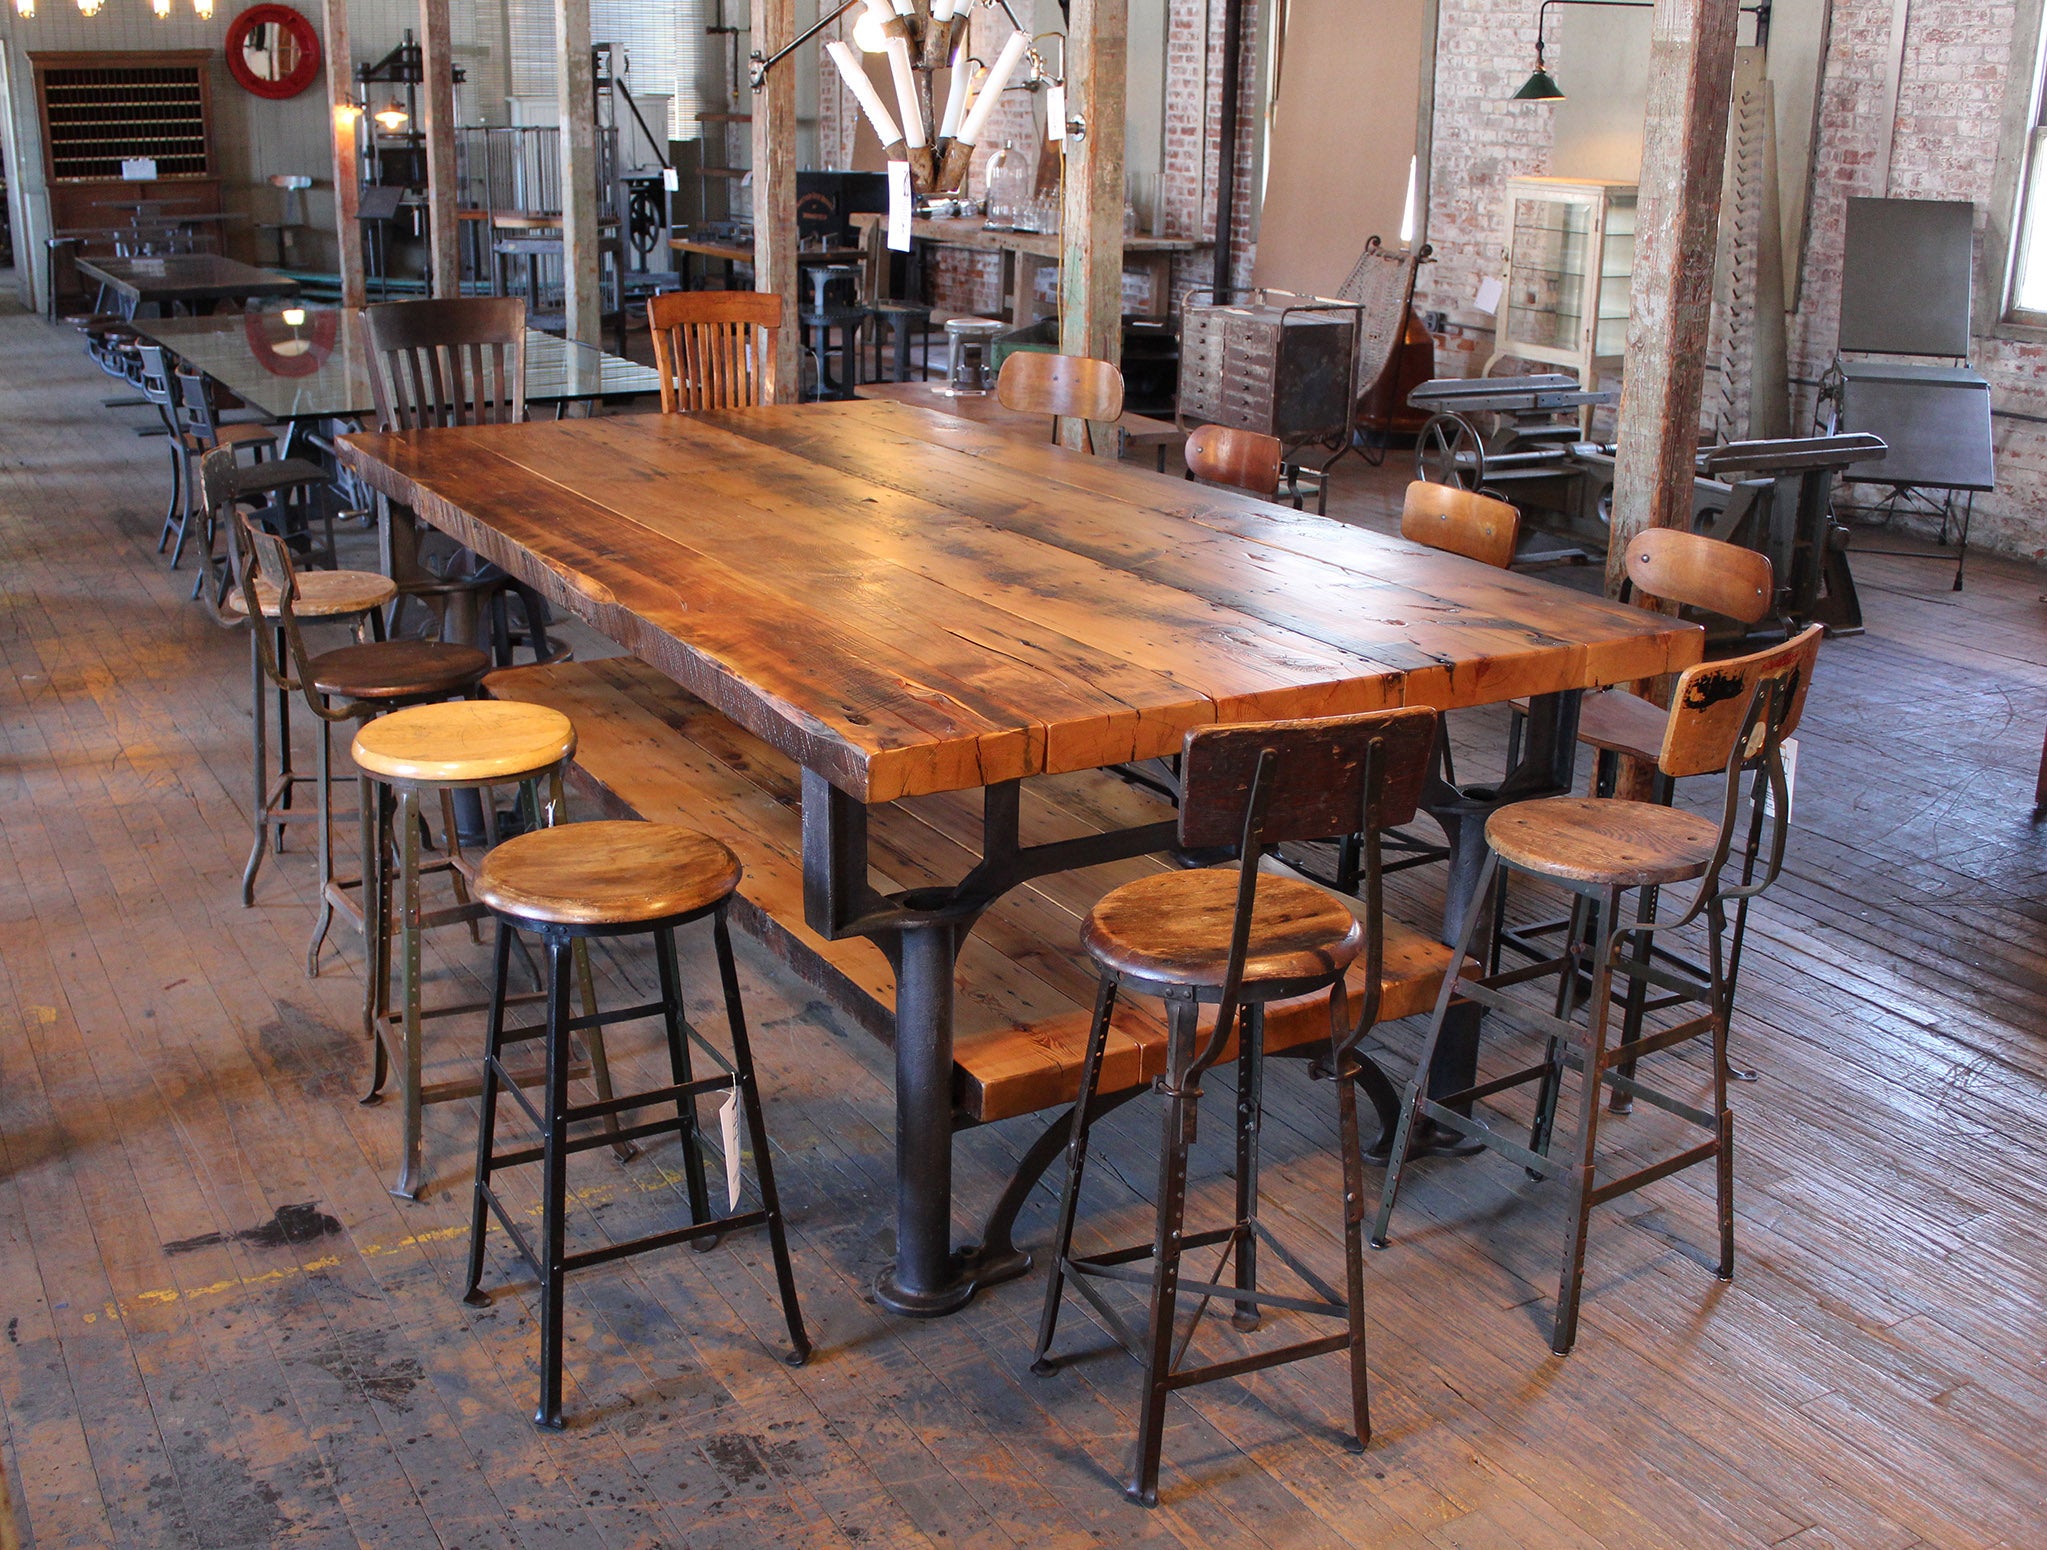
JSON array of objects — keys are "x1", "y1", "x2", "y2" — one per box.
[
  {"x1": 337, "y1": 399, "x2": 1699, "y2": 805},
  {"x1": 857, "y1": 378, "x2": 1183, "y2": 450}
]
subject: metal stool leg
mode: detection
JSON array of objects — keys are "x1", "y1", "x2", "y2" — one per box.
[
  {"x1": 361, "y1": 774, "x2": 391, "y2": 1102},
  {"x1": 1031, "y1": 976, "x2": 1119, "y2": 1374},
  {"x1": 1230, "y1": 1002, "x2": 1264, "y2": 1332},
  {"x1": 714, "y1": 907, "x2": 811, "y2": 1363},
  {"x1": 654, "y1": 924, "x2": 714, "y2": 1233},
  {"x1": 536, "y1": 933, "x2": 575, "y2": 1429},
  {"x1": 1550, "y1": 883, "x2": 1623, "y2": 1356},
  {"x1": 241, "y1": 628, "x2": 268, "y2": 906},
  {"x1": 1129, "y1": 995, "x2": 1200, "y2": 1508},
  {"x1": 306, "y1": 719, "x2": 335, "y2": 975},
  {"x1": 392, "y1": 784, "x2": 427, "y2": 1200},
  {"x1": 1327, "y1": 991, "x2": 1372, "y2": 1453},
  {"x1": 463, "y1": 922, "x2": 516, "y2": 1304}
]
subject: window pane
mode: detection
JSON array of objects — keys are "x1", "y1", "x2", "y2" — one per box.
[{"x1": 2014, "y1": 127, "x2": 2047, "y2": 314}]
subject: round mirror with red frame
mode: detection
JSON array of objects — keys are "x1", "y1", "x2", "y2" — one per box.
[{"x1": 227, "y1": 5, "x2": 322, "y2": 101}]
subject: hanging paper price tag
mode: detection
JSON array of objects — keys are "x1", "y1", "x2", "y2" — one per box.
[
  {"x1": 887, "y1": 161, "x2": 914, "y2": 253},
  {"x1": 718, "y1": 1075, "x2": 743, "y2": 1211}
]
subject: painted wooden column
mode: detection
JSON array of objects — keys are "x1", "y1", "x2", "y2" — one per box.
[
  {"x1": 323, "y1": 0, "x2": 365, "y2": 310},
  {"x1": 555, "y1": 0, "x2": 601, "y2": 345},
  {"x1": 1606, "y1": 0, "x2": 1742, "y2": 596},
  {"x1": 1058, "y1": 0, "x2": 1128, "y2": 451},
  {"x1": 419, "y1": 0, "x2": 461, "y2": 297},
  {"x1": 752, "y1": 0, "x2": 801, "y2": 401}
]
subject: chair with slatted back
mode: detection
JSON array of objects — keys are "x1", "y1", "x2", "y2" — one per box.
[
  {"x1": 1032, "y1": 706, "x2": 1450, "y2": 1506},
  {"x1": 648, "y1": 290, "x2": 781, "y2": 412},
  {"x1": 1184, "y1": 423, "x2": 1329, "y2": 514},
  {"x1": 360, "y1": 298, "x2": 559, "y2": 666},
  {"x1": 996, "y1": 351, "x2": 1125, "y2": 455},
  {"x1": 1372, "y1": 625, "x2": 1823, "y2": 1356}
]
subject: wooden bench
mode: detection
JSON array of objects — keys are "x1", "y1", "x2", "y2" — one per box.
[{"x1": 485, "y1": 656, "x2": 1457, "y2": 1128}]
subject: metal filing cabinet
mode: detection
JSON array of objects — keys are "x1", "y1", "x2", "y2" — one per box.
[{"x1": 1177, "y1": 292, "x2": 1359, "y2": 448}]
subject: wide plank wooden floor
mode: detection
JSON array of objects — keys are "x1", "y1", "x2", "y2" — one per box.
[{"x1": 3, "y1": 303, "x2": 2045, "y2": 1547}]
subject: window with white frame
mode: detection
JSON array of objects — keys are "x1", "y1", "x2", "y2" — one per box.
[{"x1": 1992, "y1": 0, "x2": 2047, "y2": 328}]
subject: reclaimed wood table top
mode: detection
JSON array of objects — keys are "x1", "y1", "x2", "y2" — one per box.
[
  {"x1": 857, "y1": 378, "x2": 1183, "y2": 450},
  {"x1": 336, "y1": 399, "x2": 1701, "y2": 805},
  {"x1": 74, "y1": 253, "x2": 299, "y2": 306}
]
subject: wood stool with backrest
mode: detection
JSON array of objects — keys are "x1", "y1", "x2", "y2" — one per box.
[
  {"x1": 351, "y1": 699, "x2": 626, "y2": 1200},
  {"x1": 361, "y1": 298, "x2": 559, "y2": 664},
  {"x1": 201, "y1": 449, "x2": 397, "y2": 911},
  {"x1": 226, "y1": 494, "x2": 489, "y2": 990},
  {"x1": 1495, "y1": 528, "x2": 1780, "y2": 1083},
  {"x1": 1032, "y1": 706, "x2": 1449, "y2": 1506},
  {"x1": 1183, "y1": 423, "x2": 1329, "y2": 513},
  {"x1": 1372, "y1": 625, "x2": 1823, "y2": 1356},
  {"x1": 996, "y1": 351, "x2": 1125, "y2": 455},
  {"x1": 648, "y1": 289, "x2": 781, "y2": 411},
  {"x1": 463, "y1": 818, "x2": 810, "y2": 1428}
]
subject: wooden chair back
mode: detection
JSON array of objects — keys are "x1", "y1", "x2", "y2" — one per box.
[
  {"x1": 1658, "y1": 622, "x2": 1822, "y2": 780},
  {"x1": 361, "y1": 297, "x2": 527, "y2": 431},
  {"x1": 648, "y1": 289, "x2": 781, "y2": 411},
  {"x1": 1621, "y1": 526, "x2": 1774, "y2": 624},
  {"x1": 1176, "y1": 705, "x2": 1441, "y2": 1071},
  {"x1": 1185, "y1": 424, "x2": 1283, "y2": 499},
  {"x1": 1400, "y1": 481, "x2": 1520, "y2": 568},
  {"x1": 997, "y1": 351, "x2": 1125, "y2": 452},
  {"x1": 1180, "y1": 707, "x2": 1440, "y2": 852}
]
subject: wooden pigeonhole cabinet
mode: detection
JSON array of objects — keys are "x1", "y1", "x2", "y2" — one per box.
[{"x1": 1177, "y1": 294, "x2": 1358, "y2": 447}]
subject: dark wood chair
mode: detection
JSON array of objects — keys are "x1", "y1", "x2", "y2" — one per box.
[
  {"x1": 648, "y1": 289, "x2": 781, "y2": 412},
  {"x1": 997, "y1": 351, "x2": 1125, "y2": 455},
  {"x1": 462, "y1": 818, "x2": 810, "y2": 1428},
  {"x1": 1184, "y1": 423, "x2": 1328, "y2": 513},
  {"x1": 1372, "y1": 625, "x2": 1824, "y2": 1356},
  {"x1": 360, "y1": 297, "x2": 559, "y2": 666},
  {"x1": 1032, "y1": 706, "x2": 1447, "y2": 1506}
]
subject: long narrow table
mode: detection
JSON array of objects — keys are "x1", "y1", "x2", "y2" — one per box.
[
  {"x1": 77, "y1": 253, "x2": 300, "y2": 318},
  {"x1": 337, "y1": 399, "x2": 1701, "y2": 1316}
]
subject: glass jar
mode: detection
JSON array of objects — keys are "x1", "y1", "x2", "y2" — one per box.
[{"x1": 984, "y1": 142, "x2": 1030, "y2": 231}]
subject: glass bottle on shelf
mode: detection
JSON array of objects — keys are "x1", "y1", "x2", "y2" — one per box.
[{"x1": 984, "y1": 143, "x2": 1029, "y2": 231}]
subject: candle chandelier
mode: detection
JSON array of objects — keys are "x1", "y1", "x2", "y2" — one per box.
[{"x1": 755, "y1": 0, "x2": 1052, "y2": 197}]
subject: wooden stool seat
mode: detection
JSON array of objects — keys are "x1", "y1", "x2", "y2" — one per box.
[
  {"x1": 475, "y1": 820, "x2": 741, "y2": 928},
  {"x1": 309, "y1": 640, "x2": 491, "y2": 704},
  {"x1": 1485, "y1": 795, "x2": 1723, "y2": 889},
  {"x1": 351, "y1": 698, "x2": 575, "y2": 782},
  {"x1": 1083, "y1": 868, "x2": 1363, "y2": 992},
  {"x1": 228, "y1": 568, "x2": 398, "y2": 621}
]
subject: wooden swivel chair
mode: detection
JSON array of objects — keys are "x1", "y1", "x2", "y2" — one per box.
[
  {"x1": 1399, "y1": 479, "x2": 1520, "y2": 567},
  {"x1": 648, "y1": 290, "x2": 781, "y2": 411},
  {"x1": 996, "y1": 351, "x2": 1124, "y2": 454}
]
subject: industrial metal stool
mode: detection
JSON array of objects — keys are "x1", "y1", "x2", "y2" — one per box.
[
  {"x1": 1033, "y1": 707, "x2": 1445, "y2": 1505},
  {"x1": 352, "y1": 699, "x2": 622, "y2": 1200},
  {"x1": 213, "y1": 466, "x2": 404, "y2": 922},
  {"x1": 1371, "y1": 626, "x2": 1822, "y2": 1356},
  {"x1": 461, "y1": 820, "x2": 810, "y2": 1428},
  {"x1": 941, "y1": 316, "x2": 1004, "y2": 395},
  {"x1": 869, "y1": 299, "x2": 934, "y2": 382}
]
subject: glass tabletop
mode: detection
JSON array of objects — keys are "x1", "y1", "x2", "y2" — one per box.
[{"x1": 132, "y1": 308, "x2": 662, "y2": 422}]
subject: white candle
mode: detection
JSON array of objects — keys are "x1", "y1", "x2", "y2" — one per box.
[
  {"x1": 860, "y1": 0, "x2": 893, "y2": 23},
  {"x1": 884, "y1": 32, "x2": 926, "y2": 148},
  {"x1": 889, "y1": 0, "x2": 914, "y2": 14},
  {"x1": 957, "y1": 29, "x2": 1029, "y2": 147},
  {"x1": 931, "y1": 0, "x2": 955, "y2": 19},
  {"x1": 937, "y1": 43, "x2": 970, "y2": 140},
  {"x1": 827, "y1": 39, "x2": 903, "y2": 148}
]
